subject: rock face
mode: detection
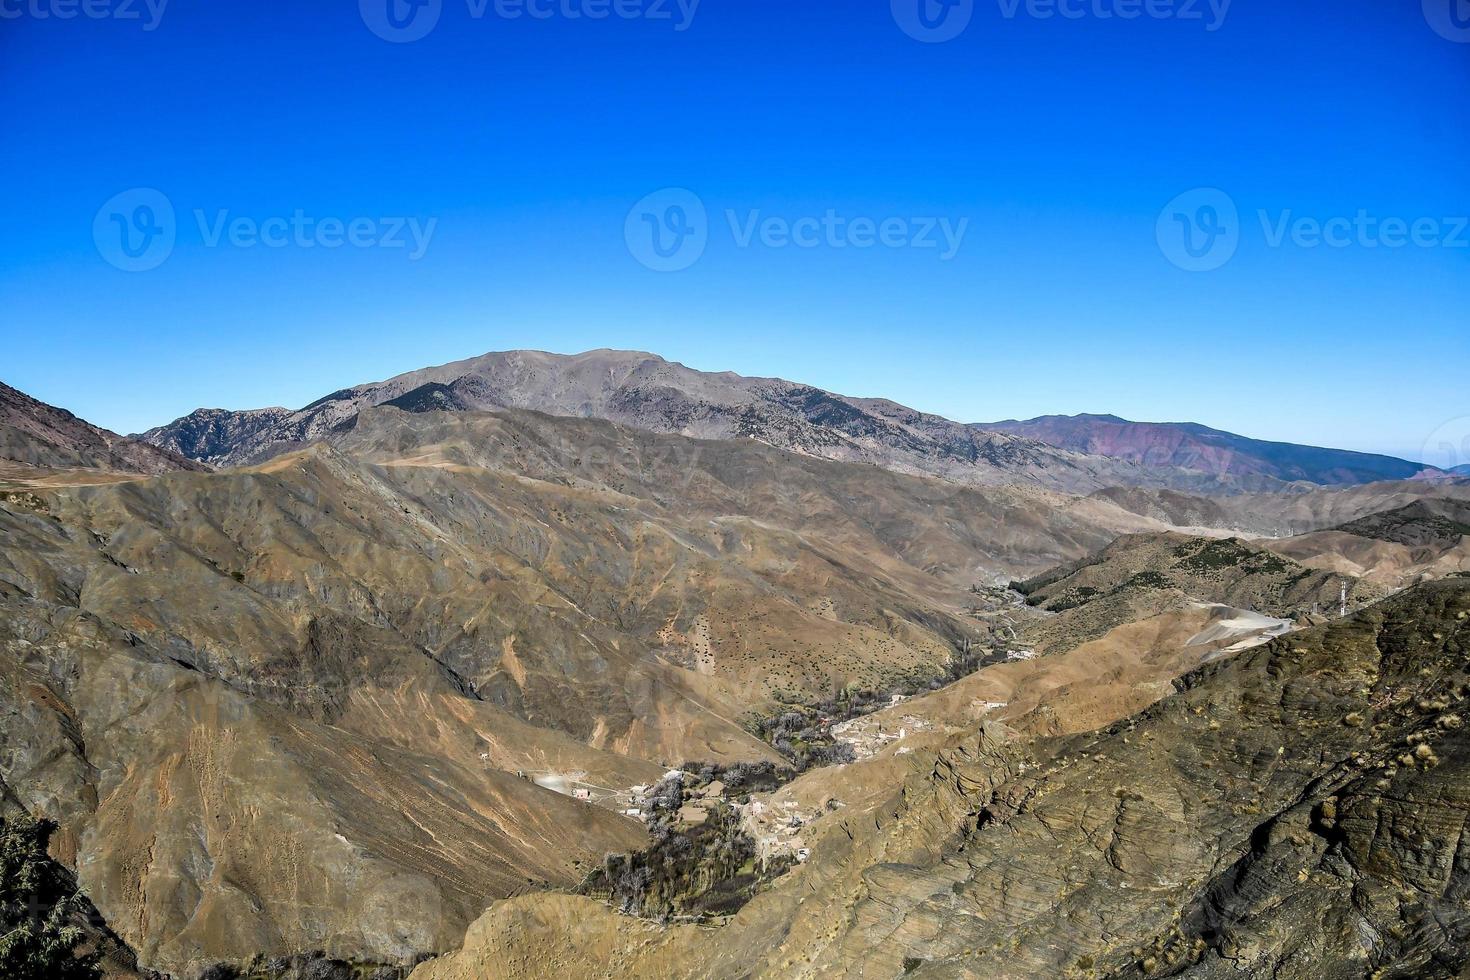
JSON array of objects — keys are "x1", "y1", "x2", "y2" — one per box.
[
  {"x1": 411, "y1": 579, "x2": 1470, "y2": 980},
  {"x1": 0, "y1": 529, "x2": 652, "y2": 976},
  {"x1": 0, "y1": 382, "x2": 206, "y2": 477},
  {"x1": 140, "y1": 350, "x2": 1294, "y2": 494},
  {"x1": 979, "y1": 413, "x2": 1433, "y2": 485}
]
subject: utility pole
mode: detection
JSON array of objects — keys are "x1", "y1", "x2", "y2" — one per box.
[{"x1": 1340, "y1": 582, "x2": 1348, "y2": 618}]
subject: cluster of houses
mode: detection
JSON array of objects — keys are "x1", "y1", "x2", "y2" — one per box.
[
  {"x1": 518, "y1": 768, "x2": 737, "y2": 825},
  {"x1": 623, "y1": 781, "x2": 654, "y2": 820},
  {"x1": 740, "y1": 797, "x2": 816, "y2": 867},
  {"x1": 830, "y1": 699, "x2": 936, "y2": 762}
]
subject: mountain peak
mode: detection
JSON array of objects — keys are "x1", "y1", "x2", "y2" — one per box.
[
  {"x1": 137, "y1": 350, "x2": 1428, "y2": 492},
  {"x1": 140, "y1": 349, "x2": 1123, "y2": 489}
]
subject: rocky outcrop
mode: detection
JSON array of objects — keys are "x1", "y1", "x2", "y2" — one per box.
[{"x1": 136, "y1": 407, "x2": 292, "y2": 468}]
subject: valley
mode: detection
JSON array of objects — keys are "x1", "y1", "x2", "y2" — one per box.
[{"x1": 2, "y1": 351, "x2": 1467, "y2": 979}]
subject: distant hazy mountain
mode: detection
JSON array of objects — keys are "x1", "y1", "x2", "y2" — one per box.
[
  {"x1": 0, "y1": 381, "x2": 206, "y2": 476},
  {"x1": 976, "y1": 413, "x2": 1430, "y2": 485},
  {"x1": 141, "y1": 350, "x2": 1304, "y2": 494}
]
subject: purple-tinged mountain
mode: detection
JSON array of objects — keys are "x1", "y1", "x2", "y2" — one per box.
[{"x1": 975, "y1": 413, "x2": 1432, "y2": 486}]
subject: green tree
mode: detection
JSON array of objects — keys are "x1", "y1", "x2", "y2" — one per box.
[{"x1": 0, "y1": 816, "x2": 100, "y2": 979}]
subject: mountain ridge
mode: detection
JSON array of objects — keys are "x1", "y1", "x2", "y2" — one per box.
[
  {"x1": 2, "y1": 388, "x2": 1176, "y2": 974},
  {"x1": 139, "y1": 349, "x2": 1418, "y2": 494}
]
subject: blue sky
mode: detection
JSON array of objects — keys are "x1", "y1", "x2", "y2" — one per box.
[{"x1": 1, "y1": 0, "x2": 1466, "y2": 461}]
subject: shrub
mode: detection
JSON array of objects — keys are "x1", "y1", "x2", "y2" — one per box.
[{"x1": 301, "y1": 958, "x2": 355, "y2": 980}]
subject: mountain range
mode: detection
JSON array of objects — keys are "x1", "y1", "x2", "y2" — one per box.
[
  {"x1": 138, "y1": 349, "x2": 1441, "y2": 493},
  {"x1": 2, "y1": 353, "x2": 1469, "y2": 980}
]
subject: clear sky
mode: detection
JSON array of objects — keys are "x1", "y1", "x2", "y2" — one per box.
[{"x1": 2, "y1": 0, "x2": 1466, "y2": 461}]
